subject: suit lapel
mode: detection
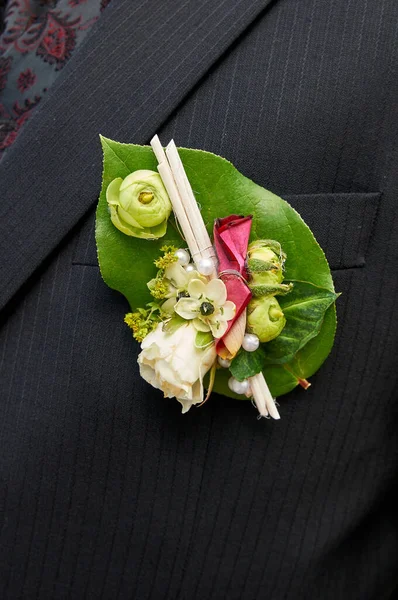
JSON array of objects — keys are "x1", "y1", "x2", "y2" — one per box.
[{"x1": 0, "y1": 0, "x2": 274, "y2": 311}]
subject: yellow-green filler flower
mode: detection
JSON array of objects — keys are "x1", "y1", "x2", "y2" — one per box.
[{"x1": 106, "y1": 169, "x2": 172, "y2": 239}]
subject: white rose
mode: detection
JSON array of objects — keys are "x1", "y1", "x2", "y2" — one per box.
[{"x1": 138, "y1": 321, "x2": 216, "y2": 414}]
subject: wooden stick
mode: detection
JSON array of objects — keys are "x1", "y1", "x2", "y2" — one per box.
[
  {"x1": 249, "y1": 376, "x2": 268, "y2": 417},
  {"x1": 165, "y1": 140, "x2": 217, "y2": 267},
  {"x1": 150, "y1": 135, "x2": 200, "y2": 258},
  {"x1": 249, "y1": 372, "x2": 280, "y2": 420}
]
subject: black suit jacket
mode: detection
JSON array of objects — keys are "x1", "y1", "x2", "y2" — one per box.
[{"x1": 1, "y1": 1, "x2": 397, "y2": 598}]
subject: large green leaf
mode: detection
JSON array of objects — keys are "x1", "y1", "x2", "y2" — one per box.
[
  {"x1": 263, "y1": 280, "x2": 339, "y2": 364},
  {"x1": 96, "y1": 137, "x2": 338, "y2": 399},
  {"x1": 212, "y1": 304, "x2": 337, "y2": 399},
  {"x1": 227, "y1": 281, "x2": 338, "y2": 387}
]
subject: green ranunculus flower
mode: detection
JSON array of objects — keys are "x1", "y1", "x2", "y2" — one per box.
[{"x1": 106, "y1": 170, "x2": 172, "y2": 239}]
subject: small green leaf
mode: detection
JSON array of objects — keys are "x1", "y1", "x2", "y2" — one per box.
[
  {"x1": 251, "y1": 282, "x2": 293, "y2": 298},
  {"x1": 263, "y1": 281, "x2": 339, "y2": 364},
  {"x1": 247, "y1": 258, "x2": 277, "y2": 272},
  {"x1": 230, "y1": 347, "x2": 266, "y2": 382},
  {"x1": 195, "y1": 330, "x2": 214, "y2": 348},
  {"x1": 162, "y1": 314, "x2": 186, "y2": 334}
]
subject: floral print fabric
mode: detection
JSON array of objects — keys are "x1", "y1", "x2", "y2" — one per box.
[{"x1": 0, "y1": 0, "x2": 111, "y2": 158}]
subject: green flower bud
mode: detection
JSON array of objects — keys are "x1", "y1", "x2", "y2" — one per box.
[
  {"x1": 247, "y1": 239, "x2": 286, "y2": 286},
  {"x1": 106, "y1": 169, "x2": 172, "y2": 239},
  {"x1": 246, "y1": 239, "x2": 292, "y2": 342},
  {"x1": 247, "y1": 296, "x2": 286, "y2": 343}
]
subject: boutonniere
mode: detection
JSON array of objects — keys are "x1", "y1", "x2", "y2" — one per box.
[{"x1": 95, "y1": 135, "x2": 339, "y2": 419}]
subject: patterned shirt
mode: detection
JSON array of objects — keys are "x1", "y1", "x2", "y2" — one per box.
[{"x1": 0, "y1": 0, "x2": 111, "y2": 159}]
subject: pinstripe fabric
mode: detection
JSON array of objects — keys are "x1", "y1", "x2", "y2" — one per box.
[{"x1": 1, "y1": 0, "x2": 398, "y2": 598}]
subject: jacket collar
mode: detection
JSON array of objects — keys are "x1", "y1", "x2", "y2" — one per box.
[{"x1": 0, "y1": 0, "x2": 274, "y2": 311}]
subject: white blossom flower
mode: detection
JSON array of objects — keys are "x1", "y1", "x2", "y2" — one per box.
[
  {"x1": 138, "y1": 321, "x2": 216, "y2": 413},
  {"x1": 157, "y1": 263, "x2": 206, "y2": 315},
  {"x1": 174, "y1": 278, "x2": 236, "y2": 338}
]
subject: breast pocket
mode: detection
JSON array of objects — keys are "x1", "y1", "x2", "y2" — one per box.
[
  {"x1": 283, "y1": 192, "x2": 381, "y2": 271},
  {"x1": 73, "y1": 192, "x2": 381, "y2": 272}
]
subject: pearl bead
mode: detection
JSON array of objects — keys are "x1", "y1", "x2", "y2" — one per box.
[
  {"x1": 197, "y1": 257, "x2": 215, "y2": 276},
  {"x1": 218, "y1": 356, "x2": 231, "y2": 369},
  {"x1": 185, "y1": 263, "x2": 196, "y2": 273},
  {"x1": 175, "y1": 248, "x2": 190, "y2": 266},
  {"x1": 228, "y1": 377, "x2": 250, "y2": 395},
  {"x1": 242, "y1": 333, "x2": 260, "y2": 352}
]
